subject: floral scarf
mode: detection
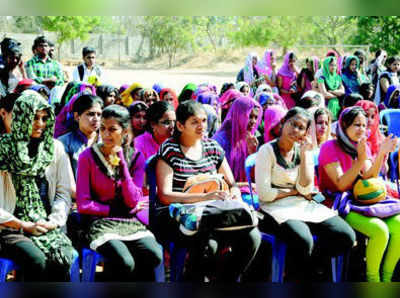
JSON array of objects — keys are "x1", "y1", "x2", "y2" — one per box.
[{"x1": 0, "y1": 90, "x2": 74, "y2": 267}]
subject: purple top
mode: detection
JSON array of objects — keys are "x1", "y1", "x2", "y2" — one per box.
[
  {"x1": 76, "y1": 147, "x2": 143, "y2": 217},
  {"x1": 134, "y1": 131, "x2": 159, "y2": 162}
]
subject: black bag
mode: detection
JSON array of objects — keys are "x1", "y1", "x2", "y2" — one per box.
[{"x1": 169, "y1": 199, "x2": 258, "y2": 236}]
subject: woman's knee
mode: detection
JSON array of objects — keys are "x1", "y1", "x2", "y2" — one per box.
[
  {"x1": 283, "y1": 221, "x2": 314, "y2": 256},
  {"x1": 368, "y1": 218, "x2": 390, "y2": 244}
]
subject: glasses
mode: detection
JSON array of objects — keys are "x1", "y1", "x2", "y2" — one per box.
[{"x1": 159, "y1": 120, "x2": 176, "y2": 127}]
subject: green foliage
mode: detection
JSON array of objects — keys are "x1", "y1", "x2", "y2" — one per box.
[
  {"x1": 37, "y1": 16, "x2": 102, "y2": 46},
  {"x1": 228, "y1": 17, "x2": 274, "y2": 47},
  {"x1": 352, "y1": 16, "x2": 400, "y2": 56},
  {"x1": 138, "y1": 16, "x2": 197, "y2": 67}
]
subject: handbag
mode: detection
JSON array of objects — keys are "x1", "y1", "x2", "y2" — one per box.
[{"x1": 169, "y1": 199, "x2": 258, "y2": 236}]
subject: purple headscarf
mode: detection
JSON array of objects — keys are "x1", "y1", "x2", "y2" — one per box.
[
  {"x1": 197, "y1": 92, "x2": 219, "y2": 108},
  {"x1": 219, "y1": 89, "x2": 242, "y2": 108},
  {"x1": 213, "y1": 96, "x2": 262, "y2": 182},
  {"x1": 278, "y1": 52, "x2": 296, "y2": 80},
  {"x1": 264, "y1": 105, "x2": 287, "y2": 143}
]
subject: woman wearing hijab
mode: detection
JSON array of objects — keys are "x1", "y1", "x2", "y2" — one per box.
[
  {"x1": 213, "y1": 96, "x2": 262, "y2": 186},
  {"x1": 96, "y1": 84, "x2": 118, "y2": 107},
  {"x1": 341, "y1": 56, "x2": 363, "y2": 96},
  {"x1": 242, "y1": 52, "x2": 261, "y2": 93},
  {"x1": 140, "y1": 88, "x2": 159, "y2": 107},
  {"x1": 263, "y1": 105, "x2": 287, "y2": 144},
  {"x1": 219, "y1": 89, "x2": 242, "y2": 122},
  {"x1": 236, "y1": 81, "x2": 251, "y2": 97},
  {"x1": 160, "y1": 88, "x2": 179, "y2": 110},
  {"x1": 277, "y1": 52, "x2": 299, "y2": 109},
  {"x1": 384, "y1": 85, "x2": 400, "y2": 109},
  {"x1": 202, "y1": 104, "x2": 219, "y2": 138},
  {"x1": 121, "y1": 82, "x2": 143, "y2": 107},
  {"x1": 298, "y1": 57, "x2": 319, "y2": 95},
  {"x1": 0, "y1": 90, "x2": 77, "y2": 281},
  {"x1": 374, "y1": 57, "x2": 400, "y2": 105},
  {"x1": 318, "y1": 56, "x2": 345, "y2": 121},
  {"x1": 256, "y1": 49, "x2": 277, "y2": 89},
  {"x1": 319, "y1": 106, "x2": 400, "y2": 282},
  {"x1": 178, "y1": 83, "x2": 197, "y2": 103}
]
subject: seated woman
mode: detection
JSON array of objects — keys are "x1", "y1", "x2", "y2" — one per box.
[
  {"x1": 256, "y1": 107, "x2": 355, "y2": 281},
  {"x1": 128, "y1": 101, "x2": 148, "y2": 138},
  {"x1": 319, "y1": 106, "x2": 400, "y2": 282},
  {"x1": 255, "y1": 49, "x2": 278, "y2": 91},
  {"x1": 178, "y1": 83, "x2": 197, "y2": 103},
  {"x1": 140, "y1": 88, "x2": 159, "y2": 107},
  {"x1": 314, "y1": 108, "x2": 332, "y2": 148},
  {"x1": 277, "y1": 52, "x2": 299, "y2": 109},
  {"x1": 297, "y1": 56, "x2": 319, "y2": 96},
  {"x1": 218, "y1": 89, "x2": 242, "y2": 122},
  {"x1": 213, "y1": 96, "x2": 261, "y2": 193},
  {"x1": 76, "y1": 104, "x2": 162, "y2": 281},
  {"x1": 58, "y1": 94, "x2": 103, "y2": 179},
  {"x1": 318, "y1": 57, "x2": 345, "y2": 121},
  {"x1": 0, "y1": 90, "x2": 77, "y2": 281},
  {"x1": 155, "y1": 100, "x2": 261, "y2": 281},
  {"x1": 96, "y1": 84, "x2": 118, "y2": 107},
  {"x1": 160, "y1": 88, "x2": 179, "y2": 110},
  {"x1": 263, "y1": 105, "x2": 287, "y2": 143},
  {"x1": 383, "y1": 85, "x2": 400, "y2": 109},
  {"x1": 374, "y1": 56, "x2": 400, "y2": 105},
  {"x1": 341, "y1": 56, "x2": 364, "y2": 95},
  {"x1": 134, "y1": 101, "x2": 176, "y2": 162}
]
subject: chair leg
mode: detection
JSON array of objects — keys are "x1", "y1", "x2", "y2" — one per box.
[
  {"x1": 154, "y1": 245, "x2": 165, "y2": 282},
  {"x1": 169, "y1": 243, "x2": 187, "y2": 282},
  {"x1": 82, "y1": 249, "x2": 103, "y2": 282},
  {"x1": 69, "y1": 254, "x2": 81, "y2": 282}
]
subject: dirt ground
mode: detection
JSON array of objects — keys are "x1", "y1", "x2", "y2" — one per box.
[{"x1": 65, "y1": 63, "x2": 241, "y2": 93}]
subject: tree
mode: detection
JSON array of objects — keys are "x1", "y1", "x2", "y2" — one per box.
[
  {"x1": 37, "y1": 16, "x2": 103, "y2": 60},
  {"x1": 352, "y1": 16, "x2": 400, "y2": 56},
  {"x1": 138, "y1": 16, "x2": 197, "y2": 67},
  {"x1": 228, "y1": 17, "x2": 274, "y2": 48}
]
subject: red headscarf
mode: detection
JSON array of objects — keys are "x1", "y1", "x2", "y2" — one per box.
[
  {"x1": 355, "y1": 100, "x2": 384, "y2": 158},
  {"x1": 160, "y1": 88, "x2": 178, "y2": 110}
]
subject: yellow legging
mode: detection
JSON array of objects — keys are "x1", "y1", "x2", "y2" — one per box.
[{"x1": 345, "y1": 212, "x2": 400, "y2": 282}]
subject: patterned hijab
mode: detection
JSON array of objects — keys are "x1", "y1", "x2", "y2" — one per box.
[
  {"x1": 256, "y1": 49, "x2": 274, "y2": 77},
  {"x1": 321, "y1": 57, "x2": 342, "y2": 91},
  {"x1": 0, "y1": 90, "x2": 74, "y2": 266},
  {"x1": 244, "y1": 52, "x2": 259, "y2": 85}
]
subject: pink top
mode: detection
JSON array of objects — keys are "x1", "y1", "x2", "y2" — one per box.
[
  {"x1": 76, "y1": 147, "x2": 143, "y2": 217},
  {"x1": 318, "y1": 139, "x2": 371, "y2": 194},
  {"x1": 278, "y1": 74, "x2": 296, "y2": 109},
  {"x1": 134, "y1": 131, "x2": 159, "y2": 162}
]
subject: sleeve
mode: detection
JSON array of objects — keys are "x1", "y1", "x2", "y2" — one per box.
[
  {"x1": 118, "y1": 150, "x2": 141, "y2": 209},
  {"x1": 255, "y1": 144, "x2": 278, "y2": 202},
  {"x1": 158, "y1": 140, "x2": 173, "y2": 168},
  {"x1": 295, "y1": 150, "x2": 315, "y2": 196},
  {"x1": 54, "y1": 62, "x2": 64, "y2": 86},
  {"x1": 76, "y1": 150, "x2": 110, "y2": 216},
  {"x1": 72, "y1": 66, "x2": 80, "y2": 82},
  {"x1": 129, "y1": 152, "x2": 146, "y2": 189},
  {"x1": 25, "y1": 59, "x2": 43, "y2": 84},
  {"x1": 211, "y1": 140, "x2": 225, "y2": 169},
  {"x1": 0, "y1": 173, "x2": 16, "y2": 224},
  {"x1": 47, "y1": 142, "x2": 74, "y2": 227}
]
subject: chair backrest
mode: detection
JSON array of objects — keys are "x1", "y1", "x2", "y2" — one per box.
[
  {"x1": 380, "y1": 109, "x2": 400, "y2": 137},
  {"x1": 145, "y1": 154, "x2": 158, "y2": 230},
  {"x1": 244, "y1": 153, "x2": 257, "y2": 205}
]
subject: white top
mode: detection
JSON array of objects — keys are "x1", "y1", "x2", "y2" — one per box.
[
  {"x1": 255, "y1": 142, "x2": 337, "y2": 224},
  {"x1": 0, "y1": 140, "x2": 75, "y2": 228},
  {"x1": 72, "y1": 63, "x2": 102, "y2": 83}
]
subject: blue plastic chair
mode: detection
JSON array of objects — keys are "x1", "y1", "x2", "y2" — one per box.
[
  {"x1": 0, "y1": 254, "x2": 80, "y2": 282},
  {"x1": 81, "y1": 245, "x2": 165, "y2": 282},
  {"x1": 145, "y1": 155, "x2": 187, "y2": 282},
  {"x1": 245, "y1": 153, "x2": 345, "y2": 282},
  {"x1": 380, "y1": 109, "x2": 400, "y2": 137}
]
